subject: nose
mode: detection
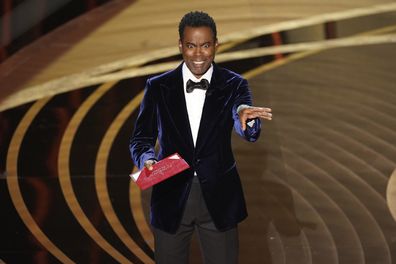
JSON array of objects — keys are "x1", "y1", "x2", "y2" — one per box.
[{"x1": 193, "y1": 46, "x2": 202, "y2": 56}]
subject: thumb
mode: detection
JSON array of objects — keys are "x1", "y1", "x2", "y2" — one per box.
[{"x1": 240, "y1": 119, "x2": 247, "y2": 131}]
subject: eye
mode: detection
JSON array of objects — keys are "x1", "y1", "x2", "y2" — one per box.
[
  {"x1": 203, "y1": 43, "x2": 210, "y2": 48},
  {"x1": 187, "y1": 44, "x2": 194, "y2": 49}
]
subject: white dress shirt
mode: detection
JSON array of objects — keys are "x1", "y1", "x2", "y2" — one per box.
[{"x1": 182, "y1": 63, "x2": 214, "y2": 147}]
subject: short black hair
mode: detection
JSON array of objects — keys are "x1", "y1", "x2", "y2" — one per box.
[{"x1": 178, "y1": 11, "x2": 217, "y2": 40}]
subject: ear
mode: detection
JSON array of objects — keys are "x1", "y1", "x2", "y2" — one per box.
[
  {"x1": 178, "y1": 39, "x2": 182, "y2": 52},
  {"x1": 214, "y1": 39, "x2": 219, "y2": 52}
]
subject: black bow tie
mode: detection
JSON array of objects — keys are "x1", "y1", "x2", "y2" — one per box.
[{"x1": 186, "y1": 79, "x2": 209, "y2": 93}]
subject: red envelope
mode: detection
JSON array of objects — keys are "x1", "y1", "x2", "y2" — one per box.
[{"x1": 130, "y1": 153, "x2": 190, "y2": 190}]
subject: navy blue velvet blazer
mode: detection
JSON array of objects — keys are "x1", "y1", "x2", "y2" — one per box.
[{"x1": 130, "y1": 63, "x2": 261, "y2": 233}]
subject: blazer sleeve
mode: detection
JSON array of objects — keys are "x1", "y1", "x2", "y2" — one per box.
[
  {"x1": 232, "y1": 78, "x2": 261, "y2": 142},
  {"x1": 129, "y1": 78, "x2": 158, "y2": 169}
]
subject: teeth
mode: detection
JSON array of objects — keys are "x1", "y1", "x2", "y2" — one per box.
[{"x1": 193, "y1": 61, "x2": 204, "y2": 65}]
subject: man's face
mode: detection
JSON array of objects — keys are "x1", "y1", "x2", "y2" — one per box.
[{"x1": 179, "y1": 26, "x2": 218, "y2": 79}]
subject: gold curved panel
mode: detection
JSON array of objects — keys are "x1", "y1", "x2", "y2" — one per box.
[
  {"x1": 57, "y1": 81, "x2": 133, "y2": 263},
  {"x1": 386, "y1": 169, "x2": 396, "y2": 222},
  {"x1": 6, "y1": 97, "x2": 75, "y2": 263},
  {"x1": 95, "y1": 90, "x2": 154, "y2": 263},
  {"x1": 3, "y1": 2, "x2": 396, "y2": 112},
  {"x1": 129, "y1": 170, "x2": 155, "y2": 250}
]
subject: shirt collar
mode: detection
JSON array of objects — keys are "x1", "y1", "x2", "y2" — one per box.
[{"x1": 182, "y1": 62, "x2": 213, "y2": 85}]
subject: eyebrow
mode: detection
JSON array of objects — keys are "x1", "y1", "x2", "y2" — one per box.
[{"x1": 185, "y1": 41, "x2": 212, "y2": 46}]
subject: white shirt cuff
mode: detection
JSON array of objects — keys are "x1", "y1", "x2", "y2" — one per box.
[{"x1": 237, "y1": 104, "x2": 251, "y2": 114}]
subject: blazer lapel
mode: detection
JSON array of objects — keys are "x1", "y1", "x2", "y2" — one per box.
[
  {"x1": 195, "y1": 64, "x2": 229, "y2": 153},
  {"x1": 160, "y1": 64, "x2": 194, "y2": 150}
]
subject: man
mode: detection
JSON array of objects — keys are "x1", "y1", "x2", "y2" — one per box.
[{"x1": 130, "y1": 11, "x2": 272, "y2": 264}]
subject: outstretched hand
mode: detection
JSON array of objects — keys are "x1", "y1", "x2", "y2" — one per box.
[{"x1": 239, "y1": 106, "x2": 272, "y2": 131}]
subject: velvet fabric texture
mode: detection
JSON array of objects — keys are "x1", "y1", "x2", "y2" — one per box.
[{"x1": 130, "y1": 63, "x2": 261, "y2": 233}]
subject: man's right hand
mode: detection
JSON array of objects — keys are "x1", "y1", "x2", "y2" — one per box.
[{"x1": 144, "y1": 159, "x2": 157, "y2": 171}]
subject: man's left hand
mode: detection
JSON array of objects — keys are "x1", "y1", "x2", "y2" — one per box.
[{"x1": 239, "y1": 106, "x2": 272, "y2": 131}]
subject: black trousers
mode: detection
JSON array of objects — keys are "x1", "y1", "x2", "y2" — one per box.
[{"x1": 153, "y1": 177, "x2": 239, "y2": 264}]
